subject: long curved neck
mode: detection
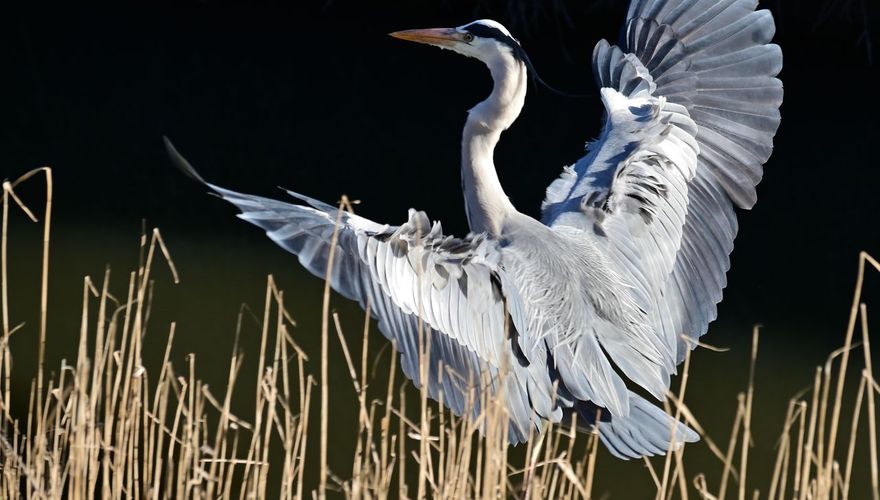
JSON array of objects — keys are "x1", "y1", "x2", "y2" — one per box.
[{"x1": 462, "y1": 54, "x2": 527, "y2": 237}]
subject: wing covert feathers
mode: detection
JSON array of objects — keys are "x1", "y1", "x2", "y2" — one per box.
[
  {"x1": 540, "y1": 0, "x2": 782, "y2": 442},
  {"x1": 624, "y1": 0, "x2": 783, "y2": 360}
]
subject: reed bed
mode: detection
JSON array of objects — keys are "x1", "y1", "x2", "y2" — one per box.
[{"x1": 1, "y1": 167, "x2": 877, "y2": 499}]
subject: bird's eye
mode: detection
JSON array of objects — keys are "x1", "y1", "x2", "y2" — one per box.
[{"x1": 463, "y1": 33, "x2": 474, "y2": 42}]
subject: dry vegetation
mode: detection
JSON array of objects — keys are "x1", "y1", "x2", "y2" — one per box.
[{"x1": 1, "y1": 167, "x2": 878, "y2": 499}]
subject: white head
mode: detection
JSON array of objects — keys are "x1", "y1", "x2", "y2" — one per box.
[
  {"x1": 390, "y1": 20, "x2": 532, "y2": 234},
  {"x1": 390, "y1": 19, "x2": 530, "y2": 70}
]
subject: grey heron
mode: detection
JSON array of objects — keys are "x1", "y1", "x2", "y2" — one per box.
[{"x1": 167, "y1": 0, "x2": 782, "y2": 459}]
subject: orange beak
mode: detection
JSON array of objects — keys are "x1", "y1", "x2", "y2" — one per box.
[{"x1": 388, "y1": 28, "x2": 462, "y2": 48}]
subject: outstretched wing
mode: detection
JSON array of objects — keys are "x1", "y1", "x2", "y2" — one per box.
[
  {"x1": 542, "y1": 0, "x2": 782, "y2": 372},
  {"x1": 167, "y1": 140, "x2": 697, "y2": 457},
  {"x1": 167, "y1": 139, "x2": 558, "y2": 443}
]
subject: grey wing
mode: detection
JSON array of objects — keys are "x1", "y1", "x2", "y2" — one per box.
[
  {"x1": 542, "y1": 0, "x2": 782, "y2": 379},
  {"x1": 168, "y1": 142, "x2": 698, "y2": 457},
  {"x1": 166, "y1": 141, "x2": 559, "y2": 443}
]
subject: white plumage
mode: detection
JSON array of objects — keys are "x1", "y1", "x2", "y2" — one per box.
[{"x1": 168, "y1": 0, "x2": 783, "y2": 458}]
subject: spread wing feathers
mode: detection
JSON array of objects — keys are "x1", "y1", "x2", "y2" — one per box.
[
  {"x1": 166, "y1": 141, "x2": 559, "y2": 443},
  {"x1": 542, "y1": 44, "x2": 701, "y2": 387},
  {"x1": 239, "y1": 202, "x2": 560, "y2": 443},
  {"x1": 623, "y1": 0, "x2": 783, "y2": 361},
  {"x1": 596, "y1": 392, "x2": 699, "y2": 459},
  {"x1": 168, "y1": 142, "x2": 700, "y2": 455},
  {"x1": 542, "y1": 0, "x2": 782, "y2": 377}
]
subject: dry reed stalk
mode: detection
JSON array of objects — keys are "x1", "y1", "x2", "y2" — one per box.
[
  {"x1": 318, "y1": 198, "x2": 346, "y2": 499},
  {"x1": 584, "y1": 424, "x2": 600, "y2": 499},
  {"x1": 792, "y1": 400, "x2": 808, "y2": 500},
  {"x1": 739, "y1": 328, "x2": 759, "y2": 500},
  {"x1": 2, "y1": 168, "x2": 879, "y2": 500},
  {"x1": 860, "y1": 295, "x2": 880, "y2": 500},
  {"x1": 670, "y1": 392, "x2": 738, "y2": 485},
  {"x1": 798, "y1": 368, "x2": 822, "y2": 500},
  {"x1": 718, "y1": 393, "x2": 745, "y2": 500},
  {"x1": 842, "y1": 374, "x2": 867, "y2": 499},
  {"x1": 768, "y1": 399, "x2": 799, "y2": 500},
  {"x1": 824, "y1": 252, "x2": 879, "y2": 493},
  {"x1": 659, "y1": 342, "x2": 695, "y2": 500}
]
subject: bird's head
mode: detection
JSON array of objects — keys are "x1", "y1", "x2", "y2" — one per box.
[{"x1": 389, "y1": 19, "x2": 528, "y2": 68}]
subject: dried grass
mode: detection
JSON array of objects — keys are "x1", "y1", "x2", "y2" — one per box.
[{"x1": 1, "y1": 167, "x2": 878, "y2": 499}]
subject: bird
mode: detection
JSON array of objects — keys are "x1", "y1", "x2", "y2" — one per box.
[{"x1": 167, "y1": 0, "x2": 782, "y2": 459}]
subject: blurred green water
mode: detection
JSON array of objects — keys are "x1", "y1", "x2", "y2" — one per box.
[{"x1": 4, "y1": 214, "x2": 877, "y2": 498}]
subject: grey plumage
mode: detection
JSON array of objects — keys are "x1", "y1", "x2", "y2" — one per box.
[{"x1": 170, "y1": 0, "x2": 781, "y2": 459}]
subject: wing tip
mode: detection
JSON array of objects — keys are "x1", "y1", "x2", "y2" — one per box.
[{"x1": 164, "y1": 136, "x2": 208, "y2": 186}]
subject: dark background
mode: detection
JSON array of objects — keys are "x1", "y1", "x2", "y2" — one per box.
[{"x1": 3, "y1": 0, "x2": 879, "y2": 496}]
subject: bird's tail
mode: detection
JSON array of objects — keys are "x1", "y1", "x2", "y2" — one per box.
[{"x1": 577, "y1": 391, "x2": 699, "y2": 459}]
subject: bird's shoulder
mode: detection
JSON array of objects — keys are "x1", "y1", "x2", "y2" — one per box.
[{"x1": 497, "y1": 214, "x2": 647, "y2": 322}]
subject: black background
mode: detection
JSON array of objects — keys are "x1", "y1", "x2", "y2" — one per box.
[
  {"x1": 4, "y1": 0, "x2": 879, "y2": 335},
  {"x1": 3, "y1": 0, "x2": 879, "y2": 495}
]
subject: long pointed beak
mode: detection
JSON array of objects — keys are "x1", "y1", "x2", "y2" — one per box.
[{"x1": 388, "y1": 28, "x2": 461, "y2": 48}]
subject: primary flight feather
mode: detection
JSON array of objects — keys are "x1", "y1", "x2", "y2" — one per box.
[{"x1": 168, "y1": 0, "x2": 782, "y2": 458}]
